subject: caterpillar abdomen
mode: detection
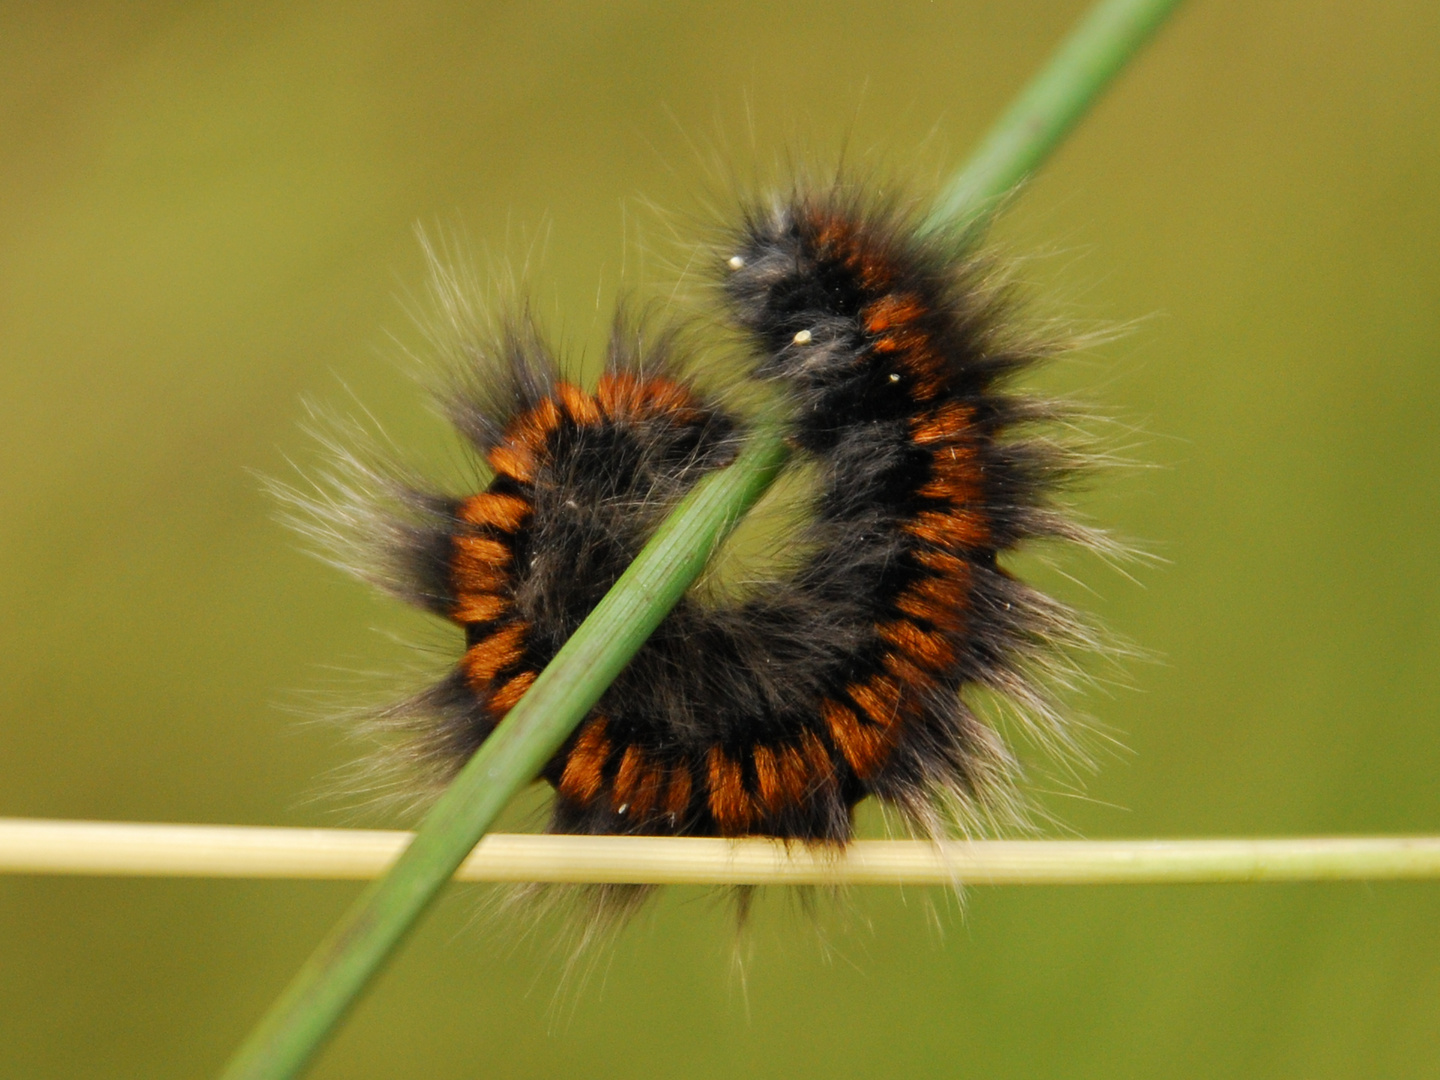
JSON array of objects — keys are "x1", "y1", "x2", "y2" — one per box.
[{"x1": 302, "y1": 184, "x2": 1098, "y2": 848}]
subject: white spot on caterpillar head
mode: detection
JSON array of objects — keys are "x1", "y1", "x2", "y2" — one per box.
[
  {"x1": 889, "y1": 372, "x2": 901, "y2": 383},
  {"x1": 727, "y1": 255, "x2": 745, "y2": 271},
  {"x1": 792, "y1": 329, "x2": 813, "y2": 345}
]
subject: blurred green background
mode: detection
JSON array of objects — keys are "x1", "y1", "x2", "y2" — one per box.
[{"x1": 3, "y1": 1, "x2": 1438, "y2": 1077}]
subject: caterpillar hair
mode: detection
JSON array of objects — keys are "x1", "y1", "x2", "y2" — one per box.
[{"x1": 280, "y1": 175, "x2": 1119, "y2": 907}]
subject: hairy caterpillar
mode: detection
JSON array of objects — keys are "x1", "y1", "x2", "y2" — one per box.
[{"x1": 291, "y1": 179, "x2": 1111, "y2": 854}]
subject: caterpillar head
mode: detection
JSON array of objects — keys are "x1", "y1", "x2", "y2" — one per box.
[{"x1": 720, "y1": 202, "x2": 875, "y2": 389}]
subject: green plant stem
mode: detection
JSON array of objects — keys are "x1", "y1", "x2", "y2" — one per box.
[
  {"x1": 925, "y1": 0, "x2": 1186, "y2": 233},
  {"x1": 221, "y1": 0, "x2": 1186, "y2": 1075}
]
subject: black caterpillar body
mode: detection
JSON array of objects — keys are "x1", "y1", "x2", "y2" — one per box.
[{"x1": 303, "y1": 185, "x2": 1101, "y2": 846}]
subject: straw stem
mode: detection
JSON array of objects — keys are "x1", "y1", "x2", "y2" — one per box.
[{"x1": 7, "y1": 820, "x2": 1439, "y2": 886}]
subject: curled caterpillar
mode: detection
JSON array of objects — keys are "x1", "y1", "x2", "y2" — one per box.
[{"x1": 293, "y1": 182, "x2": 1109, "y2": 848}]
